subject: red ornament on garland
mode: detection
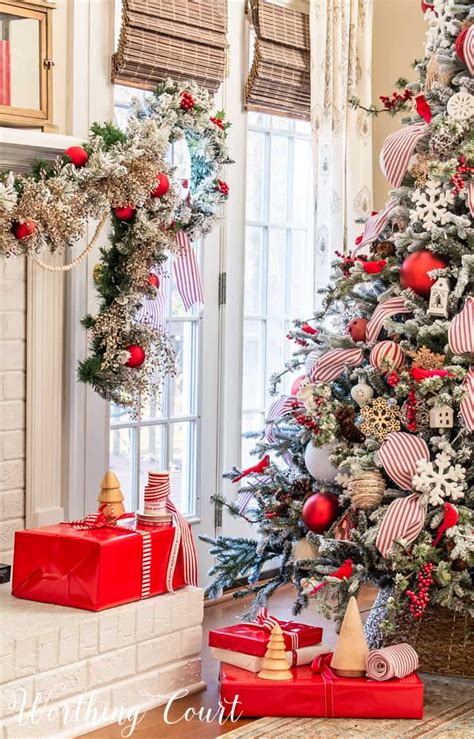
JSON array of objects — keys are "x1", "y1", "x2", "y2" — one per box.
[
  {"x1": 400, "y1": 250, "x2": 447, "y2": 297},
  {"x1": 114, "y1": 206, "x2": 136, "y2": 221},
  {"x1": 65, "y1": 146, "x2": 89, "y2": 168},
  {"x1": 125, "y1": 345, "x2": 146, "y2": 368},
  {"x1": 151, "y1": 173, "x2": 170, "y2": 198},
  {"x1": 148, "y1": 273, "x2": 160, "y2": 288},
  {"x1": 346, "y1": 317, "x2": 368, "y2": 343},
  {"x1": 302, "y1": 492, "x2": 339, "y2": 534},
  {"x1": 12, "y1": 220, "x2": 37, "y2": 241}
]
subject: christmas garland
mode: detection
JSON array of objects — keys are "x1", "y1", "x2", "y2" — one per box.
[{"x1": 0, "y1": 80, "x2": 232, "y2": 411}]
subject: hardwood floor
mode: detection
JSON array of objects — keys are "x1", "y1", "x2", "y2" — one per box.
[{"x1": 83, "y1": 584, "x2": 378, "y2": 739}]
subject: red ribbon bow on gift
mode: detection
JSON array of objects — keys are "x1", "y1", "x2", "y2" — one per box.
[
  {"x1": 311, "y1": 652, "x2": 334, "y2": 673},
  {"x1": 251, "y1": 607, "x2": 300, "y2": 651},
  {"x1": 65, "y1": 509, "x2": 135, "y2": 530}
]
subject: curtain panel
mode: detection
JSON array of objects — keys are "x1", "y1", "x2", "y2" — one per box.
[{"x1": 310, "y1": 0, "x2": 373, "y2": 290}]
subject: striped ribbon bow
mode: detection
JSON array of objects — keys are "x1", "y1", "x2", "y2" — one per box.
[
  {"x1": 464, "y1": 26, "x2": 474, "y2": 76},
  {"x1": 375, "y1": 493, "x2": 426, "y2": 558},
  {"x1": 380, "y1": 123, "x2": 427, "y2": 188},
  {"x1": 460, "y1": 367, "x2": 474, "y2": 432},
  {"x1": 252, "y1": 607, "x2": 299, "y2": 649},
  {"x1": 365, "y1": 643, "x2": 419, "y2": 681},
  {"x1": 448, "y1": 296, "x2": 474, "y2": 355},
  {"x1": 366, "y1": 297, "x2": 412, "y2": 343},
  {"x1": 379, "y1": 432, "x2": 430, "y2": 490},
  {"x1": 352, "y1": 198, "x2": 399, "y2": 255},
  {"x1": 265, "y1": 395, "x2": 300, "y2": 467},
  {"x1": 468, "y1": 182, "x2": 474, "y2": 217},
  {"x1": 310, "y1": 348, "x2": 364, "y2": 383}
]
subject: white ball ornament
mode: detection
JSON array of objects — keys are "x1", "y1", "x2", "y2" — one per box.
[
  {"x1": 304, "y1": 442, "x2": 338, "y2": 483},
  {"x1": 305, "y1": 350, "x2": 319, "y2": 376},
  {"x1": 351, "y1": 377, "x2": 374, "y2": 407}
]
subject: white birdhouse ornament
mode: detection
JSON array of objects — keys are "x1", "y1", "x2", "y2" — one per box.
[
  {"x1": 429, "y1": 403, "x2": 454, "y2": 429},
  {"x1": 351, "y1": 377, "x2": 374, "y2": 407},
  {"x1": 427, "y1": 277, "x2": 449, "y2": 318}
]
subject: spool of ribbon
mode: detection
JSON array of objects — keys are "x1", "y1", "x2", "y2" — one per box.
[
  {"x1": 366, "y1": 297, "x2": 412, "y2": 343},
  {"x1": 365, "y1": 643, "x2": 419, "y2": 681},
  {"x1": 251, "y1": 607, "x2": 299, "y2": 650},
  {"x1": 310, "y1": 348, "x2": 364, "y2": 383},
  {"x1": 352, "y1": 199, "x2": 399, "y2": 255},
  {"x1": 460, "y1": 367, "x2": 474, "y2": 431},
  {"x1": 448, "y1": 296, "x2": 474, "y2": 355},
  {"x1": 379, "y1": 431, "x2": 430, "y2": 490},
  {"x1": 375, "y1": 493, "x2": 426, "y2": 558},
  {"x1": 379, "y1": 123, "x2": 427, "y2": 188}
]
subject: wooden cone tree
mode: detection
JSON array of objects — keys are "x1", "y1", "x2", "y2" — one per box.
[
  {"x1": 330, "y1": 596, "x2": 369, "y2": 677},
  {"x1": 257, "y1": 624, "x2": 293, "y2": 681},
  {"x1": 97, "y1": 470, "x2": 125, "y2": 520}
]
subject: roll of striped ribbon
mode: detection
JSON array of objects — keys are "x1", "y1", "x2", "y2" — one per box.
[{"x1": 366, "y1": 643, "x2": 419, "y2": 681}]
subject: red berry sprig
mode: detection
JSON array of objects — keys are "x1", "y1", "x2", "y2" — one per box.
[
  {"x1": 286, "y1": 332, "x2": 308, "y2": 347},
  {"x1": 406, "y1": 563, "x2": 434, "y2": 619},
  {"x1": 387, "y1": 371, "x2": 400, "y2": 387},
  {"x1": 451, "y1": 156, "x2": 474, "y2": 196},
  {"x1": 405, "y1": 389, "x2": 418, "y2": 432},
  {"x1": 180, "y1": 92, "x2": 195, "y2": 111},
  {"x1": 216, "y1": 179, "x2": 230, "y2": 196},
  {"x1": 210, "y1": 116, "x2": 225, "y2": 130},
  {"x1": 379, "y1": 89, "x2": 413, "y2": 112}
]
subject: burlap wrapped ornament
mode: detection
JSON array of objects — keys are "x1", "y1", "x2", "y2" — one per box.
[{"x1": 347, "y1": 471, "x2": 386, "y2": 510}]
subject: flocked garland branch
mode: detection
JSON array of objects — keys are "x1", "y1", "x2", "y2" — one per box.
[{"x1": 0, "y1": 79, "x2": 233, "y2": 413}]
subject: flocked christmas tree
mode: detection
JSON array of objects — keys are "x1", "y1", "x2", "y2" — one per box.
[{"x1": 202, "y1": 0, "x2": 473, "y2": 646}]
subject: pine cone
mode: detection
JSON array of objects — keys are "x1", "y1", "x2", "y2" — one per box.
[
  {"x1": 336, "y1": 404, "x2": 366, "y2": 443},
  {"x1": 445, "y1": 539, "x2": 469, "y2": 571},
  {"x1": 371, "y1": 240, "x2": 396, "y2": 258}
]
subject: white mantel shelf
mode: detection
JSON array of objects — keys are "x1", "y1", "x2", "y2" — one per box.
[{"x1": 0, "y1": 127, "x2": 81, "y2": 172}]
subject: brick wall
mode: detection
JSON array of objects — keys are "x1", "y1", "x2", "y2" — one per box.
[{"x1": 0, "y1": 258, "x2": 26, "y2": 563}]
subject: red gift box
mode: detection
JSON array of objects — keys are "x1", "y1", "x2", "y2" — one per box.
[
  {"x1": 209, "y1": 619, "x2": 323, "y2": 657},
  {"x1": 219, "y1": 663, "x2": 424, "y2": 719},
  {"x1": 12, "y1": 521, "x2": 188, "y2": 611}
]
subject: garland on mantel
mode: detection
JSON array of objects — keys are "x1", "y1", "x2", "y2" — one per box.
[{"x1": 0, "y1": 80, "x2": 232, "y2": 412}]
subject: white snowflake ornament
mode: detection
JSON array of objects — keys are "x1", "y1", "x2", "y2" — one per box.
[
  {"x1": 412, "y1": 451, "x2": 466, "y2": 506},
  {"x1": 446, "y1": 92, "x2": 474, "y2": 122},
  {"x1": 410, "y1": 180, "x2": 454, "y2": 231}
]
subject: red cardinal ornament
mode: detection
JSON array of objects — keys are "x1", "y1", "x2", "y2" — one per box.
[
  {"x1": 400, "y1": 251, "x2": 447, "y2": 297},
  {"x1": 65, "y1": 146, "x2": 89, "y2": 167},
  {"x1": 114, "y1": 206, "x2": 136, "y2": 221},
  {"x1": 301, "y1": 323, "x2": 318, "y2": 335},
  {"x1": 346, "y1": 317, "x2": 368, "y2": 342},
  {"x1": 232, "y1": 455, "x2": 270, "y2": 483},
  {"x1": 12, "y1": 220, "x2": 37, "y2": 241},
  {"x1": 305, "y1": 559, "x2": 353, "y2": 595},
  {"x1": 125, "y1": 344, "x2": 146, "y2": 368},
  {"x1": 415, "y1": 94, "x2": 432, "y2": 124},
  {"x1": 411, "y1": 367, "x2": 454, "y2": 381},
  {"x1": 421, "y1": 0, "x2": 435, "y2": 13},
  {"x1": 302, "y1": 492, "x2": 339, "y2": 534},
  {"x1": 148, "y1": 273, "x2": 160, "y2": 288},
  {"x1": 432, "y1": 503, "x2": 459, "y2": 547},
  {"x1": 151, "y1": 173, "x2": 170, "y2": 198},
  {"x1": 361, "y1": 259, "x2": 387, "y2": 274}
]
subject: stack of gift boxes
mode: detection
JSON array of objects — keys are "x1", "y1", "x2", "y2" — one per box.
[{"x1": 210, "y1": 597, "x2": 424, "y2": 719}]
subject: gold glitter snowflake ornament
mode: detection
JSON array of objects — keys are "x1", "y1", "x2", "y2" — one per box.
[
  {"x1": 360, "y1": 398, "x2": 401, "y2": 443},
  {"x1": 409, "y1": 346, "x2": 445, "y2": 370}
]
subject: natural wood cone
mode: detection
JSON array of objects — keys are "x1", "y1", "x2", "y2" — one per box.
[
  {"x1": 331, "y1": 596, "x2": 368, "y2": 677},
  {"x1": 257, "y1": 624, "x2": 293, "y2": 681},
  {"x1": 97, "y1": 470, "x2": 125, "y2": 517}
]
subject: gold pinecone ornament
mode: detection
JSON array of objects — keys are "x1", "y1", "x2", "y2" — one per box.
[
  {"x1": 347, "y1": 470, "x2": 386, "y2": 509},
  {"x1": 257, "y1": 624, "x2": 293, "y2": 681}
]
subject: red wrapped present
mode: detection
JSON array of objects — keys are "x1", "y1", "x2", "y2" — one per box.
[
  {"x1": 12, "y1": 509, "x2": 197, "y2": 611},
  {"x1": 209, "y1": 607, "x2": 323, "y2": 657},
  {"x1": 219, "y1": 663, "x2": 424, "y2": 719}
]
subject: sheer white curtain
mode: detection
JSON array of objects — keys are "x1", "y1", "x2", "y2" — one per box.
[{"x1": 310, "y1": 0, "x2": 373, "y2": 290}]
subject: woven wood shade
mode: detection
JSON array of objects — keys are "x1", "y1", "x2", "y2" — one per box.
[
  {"x1": 112, "y1": 0, "x2": 228, "y2": 93},
  {"x1": 245, "y1": 0, "x2": 310, "y2": 120}
]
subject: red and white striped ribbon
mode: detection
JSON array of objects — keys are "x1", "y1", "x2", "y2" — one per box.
[
  {"x1": 310, "y1": 348, "x2": 364, "y2": 383},
  {"x1": 265, "y1": 396, "x2": 296, "y2": 443},
  {"x1": 366, "y1": 643, "x2": 419, "y2": 680},
  {"x1": 468, "y1": 181, "x2": 474, "y2": 217},
  {"x1": 380, "y1": 123, "x2": 427, "y2": 188},
  {"x1": 376, "y1": 493, "x2": 426, "y2": 558},
  {"x1": 174, "y1": 232, "x2": 204, "y2": 311},
  {"x1": 136, "y1": 266, "x2": 166, "y2": 330},
  {"x1": 352, "y1": 199, "x2": 399, "y2": 254},
  {"x1": 448, "y1": 296, "x2": 474, "y2": 355},
  {"x1": 366, "y1": 297, "x2": 412, "y2": 343},
  {"x1": 237, "y1": 477, "x2": 271, "y2": 515},
  {"x1": 137, "y1": 530, "x2": 153, "y2": 597},
  {"x1": 252, "y1": 607, "x2": 299, "y2": 649},
  {"x1": 465, "y1": 26, "x2": 474, "y2": 75},
  {"x1": 379, "y1": 431, "x2": 430, "y2": 490},
  {"x1": 460, "y1": 367, "x2": 474, "y2": 432},
  {"x1": 165, "y1": 498, "x2": 198, "y2": 589},
  {"x1": 0, "y1": 40, "x2": 11, "y2": 106}
]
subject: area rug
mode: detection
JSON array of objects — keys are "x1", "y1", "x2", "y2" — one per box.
[{"x1": 223, "y1": 675, "x2": 474, "y2": 738}]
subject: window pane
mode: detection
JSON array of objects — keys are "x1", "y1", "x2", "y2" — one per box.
[
  {"x1": 266, "y1": 319, "x2": 285, "y2": 393},
  {"x1": 272, "y1": 116, "x2": 294, "y2": 132},
  {"x1": 139, "y1": 424, "x2": 167, "y2": 505},
  {"x1": 246, "y1": 131, "x2": 266, "y2": 222},
  {"x1": 109, "y1": 427, "x2": 136, "y2": 512},
  {"x1": 288, "y1": 230, "x2": 314, "y2": 316},
  {"x1": 169, "y1": 421, "x2": 196, "y2": 516},
  {"x1": 241, "y1": 412, "x2": 265, "y2": 468},
  {"x1": 244, "y1": 226, "x2": 265, "y2": 316},
  {"x1": 248, "y1": 111, "x2": 270, "y2": 128},
  {"x1": 110, "y1": 403, "x2": 132, "y2": 425},
  {"x1": 169, "y1": 321, "x2": 198, "y2": 418},
  {"x1": 242, "y1": 320, "x2": 265, "y2": 411},
  {"x1": 295, "y1": 120, "x2": 311, "y2": 135},
  {"x1": 267, "y1": 228, "x2": 286, "y2": 318},
  {"x1": 269, "y1": 136, "x2": 289, "y2": 224},
  {"x1": 293, "y1": 139, "x2": 313, "y2": 227}
]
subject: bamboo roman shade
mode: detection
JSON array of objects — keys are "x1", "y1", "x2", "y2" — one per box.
[
  {"x1": 112, "y1": 0, "x2": 228, "y2": 93},
  {"x1": 245, "y1": 0, "x2": 310, "y2": 120}
]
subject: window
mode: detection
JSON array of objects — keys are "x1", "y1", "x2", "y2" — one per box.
[
  {"x1": 109, "y1": 85, "x2": 202, "y2": 517},
  {"x1": 241, "y1": 113, "x2": 314, "y2": 465}
]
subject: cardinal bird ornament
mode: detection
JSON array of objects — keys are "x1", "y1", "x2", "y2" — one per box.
[
  {"x1": 432, "y1": 503, "x2": 459, "y2": 547},
  {"x1": 232, "y1": 455, "x2": 270, "y2": 483},
  {"x1": 301, "y1": 559, "x2": 353, "y2": 596}
]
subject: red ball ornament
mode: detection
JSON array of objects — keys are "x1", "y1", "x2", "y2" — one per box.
[
  {"x1": 148, "y1": 273, "x2": 160, "y2": 288},
  {"x1": 114, "y1": 206, "x2": 136, "y2": 221},
  {"x1": 12, "y1": 220, "x2": 37, "y2": 241},
  {"x1": 455, "y1": 27, "x2": 468, "y2": 63},
  {"x1": 346, "y1": 317, "x2": 368, "y2": 343},
  {"x1": 65, "y1": 146, "x2": 89, "y2": 167},
  {"x1": 400, "y1": 250, "x2": 447, "y2": 297},
  {"x1": 302, "y1": 492, "x2": 339, "y2": 534},
  {"x1": 151, "y1": 173, "x2": 170, "y2": 198},
  {"x1": 125, "y1": 345, "x2": 146, "y2": 368}
]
